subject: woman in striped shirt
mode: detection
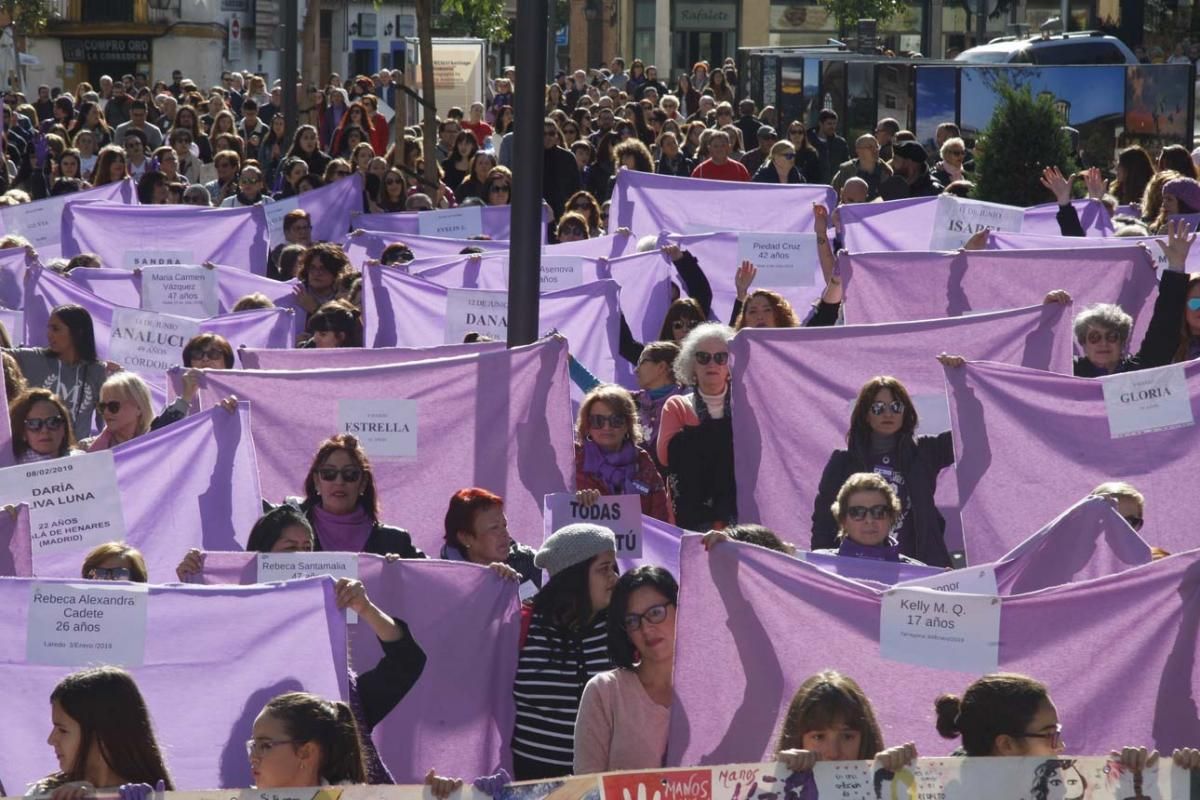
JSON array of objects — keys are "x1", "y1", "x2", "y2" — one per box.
[{"x1": 511, "y1": 523, "x2": 619, "y2": 779}]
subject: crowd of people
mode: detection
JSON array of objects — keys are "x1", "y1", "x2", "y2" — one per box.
[{"x1": 2, "y1": 52, "x2": 1199, "y2": 797}]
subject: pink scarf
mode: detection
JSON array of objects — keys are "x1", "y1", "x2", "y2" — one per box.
[{"x1": 311, "y1": 504, "x2": 374, "y2": 552}]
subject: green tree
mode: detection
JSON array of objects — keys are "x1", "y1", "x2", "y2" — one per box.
[
  {"x1": 0, "y1": 0, "x2": 56, "y2": 34},
  {"x1": 972, "y1": 81, "x2": 1075, "y2": 207},
  {"x1": 819, "y1": 0, "x2": 909, "y2": 37},
  {"x1": 435, "y1": 0, "x2": 511, "y2": 42}
]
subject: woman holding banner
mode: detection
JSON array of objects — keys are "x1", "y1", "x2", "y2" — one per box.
[
  {"x1": 9, "y1": 387, "x2": 81, "y2": 462},
  {"x1": 813, "y1": 473, "x2": 928, "y2": 565},
  {"x1": 811, "y1": 374, "x2": 956, "y2": 567},
  {"x1": 440, "y1": 488, "x2": 541, "y2": 586}
]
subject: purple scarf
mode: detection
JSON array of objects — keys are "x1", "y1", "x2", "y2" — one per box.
[
  {"x1": 582, "y1": 438, "x2": 640, "y2": 494},
  {"x1": 311, "y1": 504, "x2": 374, "y2": 552},
  {"x1": 836, "y1": 536, "x2": 903, "y2": 562}
]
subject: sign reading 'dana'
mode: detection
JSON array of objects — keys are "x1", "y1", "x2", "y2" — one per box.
[
  {"x1": 335, "y1": 399, "x2": 418, "y2": 457},
  {"x1": 736, "y1": 232, "x2": 818, "y2": 287},
  {"x1": 26, "y1": 581, "x2": 149, "y2": 667},
  {"x1": 444, "y1": 287, "x2": 507, "y2": 343},
  {"x1": 0, "y1": 450, "x2": 127, "y2": 561},
  {"x1": 109, "y1": 307, "x2": 201, "y2": 373},
  {"x1": 140, "y1": 265, "x2": 219, "y2": 319},
  {"x1": 897, "y1": 566, "x2": 998, "y2": 595},
  {"x1": 879, "y1": 587, "x2": 1000, "y2": 673},
  {"x1": 543, "y1": 493, "x2": 643, "y2": 557},
  {"x1": 539, "y1": 255, "x2": 584, "y2": 292},
  {"x1": 1101, "y1": 364, "x2": 1194, "y2": 438},
  {"x1": 122, "y1": 249, "x2": 197, "y2": 270},
  {"x1": 418, "y1": 206, "x2": 484, "y2": 238},
  {"x1": 257, "y1": 552, "x2": 360, "y2": 622},
  {"x1": 929, "y1": 195, "x2": 1024, "y2": 251}
]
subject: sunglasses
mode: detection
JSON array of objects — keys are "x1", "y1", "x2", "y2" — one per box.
[
  {"x1": 945, "y1": 149, "x2": 965, "y2": 156},
  {"x1": 24, "y1": 415, "x2": 66, "y2": 432},
  {"x1": 589, "y1": 413, "x2": 628, "y2": 429},
  {"x1": 190, "y1": 347, "x2": 226, "y2": 362},
  {"x1": 490, "y1": 184, "x2": 510, "y2": 193},
  {"x1": 694, "y1": 351, "x2": 729, "y2": 366},
  {"x1": 99, "y1": 401, "x2": 123, "y2": 415},
  {"x1": 385, "y1": 178, "x2": 403, "y2": 185},
  {"x1": 1187, "y1": 298, "x2": 1200, "y2": 312},
  {"x1": 672, "y1": 319, "x2": 698, "y2": 332},
  {"x1": 1123, "y1": 514, "x2": 1144, "y2": 531},
  {"x1": 623, "y1": 602, "x2": 672, "y2": 632},
  {"x1": 778, "y1": 152, "x2": 796, "y2": 160},
  {"x1": 88, "y1": 567, "x2": 132, "y2": 581},
  {"x1": 870, "y1": 400, "x2": 906, "y2": 416},
  {"x1": 239, "y1": 176, "x2": 261, "y2": 184},
  {"x1": 846, "y1": 504, "x2": 891, "y2": 521},
  {"x1": 316, "y1": 466, "x2": 362, "y2": 483},
  {"x1": 1086, "y1": 330, "x2": 1121, "y2": 344}
]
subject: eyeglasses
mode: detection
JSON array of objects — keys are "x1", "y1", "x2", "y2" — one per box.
[
  {"x1": 778, "y1": 152, "x2": 796, "y2": 160},
  {"x1": 846, "y1": 504, "x2": 891, "y2": 521},
  {"x1": 623, "y1": 602, "x2": 673, "y2": 632},
  {"x1": 385, "y1": 178, "x2": 403, "y2": 185},
  {"x1": 99, "y1": 401, "x2": 123, "y2": 415},
  {"x1": 490, "y1": 184, "x2": 511, "y2": 194},
  {"x1": 1085, "y1": 330, "x2": 1122, "y2": 345},
  {"x1": 1119, "y1": 513, "x2": 1145, "y2": 531},
  {"x1": 245, "y1": 739, "x2": 300, "y2": 759},
  {"x1": 317, "y1": 466, "x2": 362, "y2": 483},
  {"x1": 588, "y1": 413, "x2": 628, "y2": 429},
  {"x1": 24, "y1": 415, "x2": 65, "y2": 432},
  {"x1": 239, "y1": 176, "x2": 261, "y2": 185},
  {"x1": 945, "y1": 149, "x2": 965, "y2": 156},
  {"x1": 672, "y1": 319, "x2": 698, "y2": 333},
  {"x1": 190, "y1": 347, "x2": 226, "y2": 362},
  {"x1": 870, "y1": 400, "x2": 905, "y2": 416},
  {"x1": 88, "y1": 567, "x2": 132, "y2": 580},
  {"x1": 1187, "y1": 298, "x2": 1200, "y2": 312},
  {"x1": 695, "y1": 351, "x2": 729, "y2": 366},
  {"x1": 1015, "y1": 724, "x2": 1064, "y2": 750}
]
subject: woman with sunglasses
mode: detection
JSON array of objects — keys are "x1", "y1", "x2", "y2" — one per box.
[
  {"x1": 219, "y1": 163, "x2": 274, "y2": 208},
  {"x1": 376, "y1": 166, "x2": 408, "y2": 212},
  {"x1": 457, "y1": 151, "x2": 497, "y2": 202},
  {"x1": 752, "y1": 140, "x2": 805, "y2": 184},
  {"x1": 785, "y1": 122, "x2": 821, "y2": 187},
  {"x1": 441, "y1": 130, "x2": 478, "y2": 192},
  {"x1": 574, "y1": 566, "x2": 677, "y2": 774},
  {"x1": 657, "y1": 323, "x2": 737, "y2": 530},
  {"x1": 9, "y1": 387, "x2": 80, "y2": 462},
  {"x1": 575, "y1": 385, "x2": 673, "y2": 523},
  {"x1": 813, "y1": 473, "x2": 928, "y2": 564},
  {"x1": 811, "y1": 373, "x2": 957, "y2": 567},
  {"x1": 482, "y1": 166, "x2": 512, "y2": 207},
  {"x1": 81, "y1": 542, "x2": 149, "y2": 582}
]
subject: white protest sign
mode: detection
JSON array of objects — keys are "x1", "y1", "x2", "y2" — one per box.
[
  {"x1": 418, "y1": 206, "x2": 483, "y2": 238},
  {"x1": 122, "y1": 249, "x2": 197, "y2": 270},
  {"x1": 109, "y1": 307, "x2": 201, "y2": 373},
  {"x1": 929, "y1": 195, "x2": 1024, "y2": 251},
  {"x1": 1101, "y1": 364, "x2": 1194, "y2": 438},
  {"x1": 0, "y1": 450, "x2": 127, "y2": 563},
  {"x1": 336, "y1": 399, "x2": 418, "y2": 458},
  {"x1": 264, "y1": 195, "x2": 301, "y2": 247},
  {"x1": 0, "y1": 196, "x2": 65, "y2": 249},
  {"x1": 736, "y1": 232, "x2": 818, "y2": 287},
  {"x1": 539, "y1": 255, "x2": 584, "y2": 292},
  {"x1": 444, "y1": 287, "x2": 507, "y2": 343},
  {"x1": 140, "y1": 265, "x2": 218, "y2": 319},
  {"x1": 543, "y1": 493, "x2": 643, "y2": 557},
  {"x1": 257, "y1": 552, "x2": 360, "y2": 622},
  {"x1": 880, "y1": 587, "x2": 1000, "y2": 673},
  {"x1": 897, "y1": 566, "x2": 998, "y2": 595},
  {"x1": 376, "y1": 96, "x2": 396, "y2": 123},
  {"x1": 26, "y1": 581, "x2": 149, "y2": 667}
]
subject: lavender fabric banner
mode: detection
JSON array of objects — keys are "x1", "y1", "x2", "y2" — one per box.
[
  {"x1": 195, "y1": 338, "x2": 574, "y2": 554},
  {"x1": 987, "y1": 230, "x2": 1200, "y2": 271},
  {"x1": 992, "y1": 496, "x2": 1152, "y2": 596},
  {"x1": 344, "y1": 229, "x2": 510, "y2": 269},
  {"x1": 544, "y1": 231, "x2": 640, "y2": 259},
  {"x1": 238, "y1": 341, "x2": 503, "y2": 369},
  {"x1": 68, "y1": 264, "x2": 303, "y2": 317},
  {"x1": 361, "y1": 265, "x2": 619, "y2": 386},
  {"x1": 0, "y1": 576, "x2": 347, "y2": 790},
  {"x1": 0, "y1": 306, "x2": 23, "y2": 345},
  {"x1": 729, "y1": 305, "x2": 1073, "y2": 555},
  {"x1": 0, "y1": 177, "x2": 137, "y2": 256},
  {"x1": 839, "y1": 245, "x2": 1158, "y2": 350},
  {"x1": 195, "y1": 553, "x2": 520, "y2": 783},
  {"x1": 265, "y1": 172, "x2": 362, "y2": 245},
  {"x1": 0, "y1": 360, "x2": 11, "y2": 468},
  {"x1": 352, "y1": 204, "x2": 551, "y2": 241},
  {"x1": 799, "y1": 551, "x2": 945, "y2": 584},
  {"x1": 0, "y1": 245, "x2": 32, "y2": 310},
  {"x1": 62, "y1": 203, "x2": 270, "y2": 274},
  {"x1": 0, "y1": 504, "x2": 32, "y2": 577},
  {"x1": 663, "y1": 231, "x2": 827, "y2": 325},
  {"x1": 839, "y1": 197, "x2": 1111, "y2": 252},
  {"x1": 948, "y1": 360, "x2": 1200, "y2": 562},
  {"x1": 669, "y1": 535, "x2": 1200, "y2": 765},
  {"x1": 611, "y1": 170, "x2": 836, "y2": 235},
  {"x1": 21, "y1": 405, "x2": 262, "y2": 582}
]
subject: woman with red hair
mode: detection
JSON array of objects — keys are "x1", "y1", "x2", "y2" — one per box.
[
  {"x1": 330, "y1": 101, "x2": 375, "y2": 158},
  {"x1": 441, "y1": 488, "x2": 541, "y2": 586}
]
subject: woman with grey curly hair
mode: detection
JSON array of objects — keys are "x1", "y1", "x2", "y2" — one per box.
[
  {"x1": 1071, "y1": 302, "x2": 1134, "y2": 377},
  {"x1": 657, "y1": 323, "x2": 737, "y2": 530}
]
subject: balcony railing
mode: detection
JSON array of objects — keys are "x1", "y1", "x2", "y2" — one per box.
[{"x1": 46, "y1": 0, "x2": 181, "y2": 25}]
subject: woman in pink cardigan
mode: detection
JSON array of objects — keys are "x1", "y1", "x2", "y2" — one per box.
[{"x1": 573, "y1": 565, "x2": 677, "y2": 773}]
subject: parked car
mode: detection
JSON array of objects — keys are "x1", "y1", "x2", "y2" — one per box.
[{"x1": 956, "y1": 32, "x2": 1138, "y2": 65}]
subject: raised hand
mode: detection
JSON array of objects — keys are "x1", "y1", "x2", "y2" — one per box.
[
  {"x1": 1083, "y1": 166, "x2": 1106, "y2": 200},
  {"x1": 813, "y1": 202, "x2": 830, "y2": 232},
  {"x1": 1155, "y1": 218, "x2": 1196, "y2": 270},
  {"x1": 1043, "y1": 289, "x2": 1072, "y2": 305},
  {"x1": 936, "y1": 353, "x2": 965, "y2": 368},
  {"x1": 735, "y1": 260, "x2": 757, "y2": 300},
  {"x1": 1039, "y1": 166, "x2": 1071, "y2": 206}
]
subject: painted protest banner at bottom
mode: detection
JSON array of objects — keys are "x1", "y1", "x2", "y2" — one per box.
[
  {"x1": 26, "y1": 581, "x2": 149, "y2": 667},
  {"x1": 879, "y1": 587, "x2": 1001, "y2": 673},
  {"x1": 544, "y1": 493, "x2": 643, "y2": 557}
]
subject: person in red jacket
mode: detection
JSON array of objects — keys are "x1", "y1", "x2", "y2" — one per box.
[
  {"x1": 362, "y1": 95, "x2": 390, "y2": 156},
  {"x1": 690, "y1": 130, "x2": 749, "y2": 182},
  {"x1": 461, "y1": 101, "x2": 494, "y2": 148}
]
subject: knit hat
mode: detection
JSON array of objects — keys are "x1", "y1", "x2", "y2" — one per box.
[
  {"x1": 1163, "y1": 177, "x2": 1200, "y2": 214},
  {"x1": 893, "y1": 140, "x2": 927, "y2": 163},
  {"x1": 534, "y1": 523, "x2": 617, "y2": 577}
]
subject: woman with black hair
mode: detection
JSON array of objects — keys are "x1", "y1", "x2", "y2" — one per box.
[
  {"x1": 284, "y1": 124, "x2": 331, "y2": 179},
  {"x1": 248, "y1": 692, "x2": 368, "y2": 787},
  {"x1": 31, "y1": 667, "x2": 174, "y2": 796},
  {"x1": 512, "y1": 523, "x2": 618, "y2": 780},
  {"x1": 9, "y1": 387, "x2": 80, "y2": 462},
  {"x1": 574, "y1": 566, "x2": 677, "y2": 774},
  {"x1": 306, "y1": 300, "x2": 363, "y2": 348},
  {"x1": 6, "y1": 303, "x2": 108, "y2": 436}
]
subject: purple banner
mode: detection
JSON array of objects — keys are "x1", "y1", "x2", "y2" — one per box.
[
  {"x1": 669, "y1": 535, "x2": 1200, "y2": 765},
  {"x1": 800, "y1": 551, "x2": 945, "y2": 585},
  {"x1": 0, "y1": 359, "x2": 11, "y2": 468},
  {"x1": 1, "y1": 178, "x2": 137, "y2": 257},
  {"x1": 987, "y1": 230, "x2": 1200, "y2": 272},
  {"x1": 194, "y1": 338, "x2": 574, "y2": 555},
  {"x1": 352, "y1": 204, "x2": 551, "y2": 242},
  {"x1": 729, "y1": 305, "x2": 1074, "y2": 556},
  {"x1": 68, "y1": 264, "x2": 303, "y2": 318},
  {"x1": 266, "y1": 172, "x2": 362, "y2": 246},
  {"x1": 948, "y1": 360, "x2": 1200, "y2": 562},
  {"x1": 344, "y1": 229, "x2": 511, "y2": 269},
  {"x1": 0, "y1": 245, "x2": 31, "y2": 310},
  {"x1": 195, "y1": 553, "x2": 520, "y2": 783},
  {"x1": 611, "y1": 169, "x2": 836, "y2": 235},
  {"x1": 0, "y1": 576, "x2": 348, "y2": 790},
  {"x1": 63, "y1": 203, "x2": 270, "y2": 274},
  {"x1": 839, "y1": 245, "x2": 1158, "y2": 351},
  {"x1": 0, "y1": 503, "x2": 32, "y2": 577},
  {"x1": 238, "y1": 341, "x2": 503, "y2": 369},
  {"x1": 544, "y1": 231, "x2": 640, "y2": 259}
]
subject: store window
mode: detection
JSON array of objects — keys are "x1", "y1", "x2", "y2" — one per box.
[{"x1": 634, "y1": 0, "x2": 656, "y2": 63}]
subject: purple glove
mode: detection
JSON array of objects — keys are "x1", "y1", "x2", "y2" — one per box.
[
  {"x1": 472, "y1": 769, "x2": 511, "y2": 800},
  {"x1": 119, "y1": 780, "x2": 164, "y2": 800},
  {"x1": 146, "y1": 156, "x2": 160, "y2": 174},
  {"x1": 32, "y1": 133, "x2": 47, "y2": 168},
  {"x1": 272, "y1": 168, "x2": 285, "y2": 194}
]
